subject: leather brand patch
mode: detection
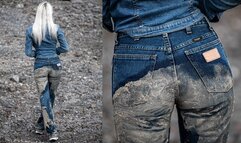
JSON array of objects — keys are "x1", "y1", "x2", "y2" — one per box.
[{"x1": 202, "y1": 48, "x2": 221, "y2": 63}]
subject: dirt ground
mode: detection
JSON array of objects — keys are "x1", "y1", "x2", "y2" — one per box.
[{"x1": 0, "y1": 0, "x2": 102, "y2": 143}]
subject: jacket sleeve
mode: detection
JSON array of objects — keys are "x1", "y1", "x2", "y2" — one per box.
[
  {"x1": 102, "y1": 0, "x2": 114, "y2": 32},
  {"x1": 197, "y1": 0, "x2": 241, "y2": 22},
  {"x1": 25, "y1": 28, "x2": 36, "y2": 58},
  {"x1": 56, "y1": 27, "x2": 69, "y2": 55}
]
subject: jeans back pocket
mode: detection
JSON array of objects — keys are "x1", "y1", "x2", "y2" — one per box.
[
  {"x1": 184, "y1": 40, "x2": 233, "y2": 93},
  {"x1": 112, "y1": 53, "x2": 157, "y2": 94}
]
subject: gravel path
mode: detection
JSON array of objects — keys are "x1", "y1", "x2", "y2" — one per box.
[{"x1": 0, "y1": 0, "x2": 102, "y2": 142}]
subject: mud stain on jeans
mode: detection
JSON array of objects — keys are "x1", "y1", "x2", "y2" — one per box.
[
  {"x1": 113, "y1": 67, "x2": 178, "y2": 143},
  {"x1": 42, "y1": 107, "x2": 51, "y2": 129}
]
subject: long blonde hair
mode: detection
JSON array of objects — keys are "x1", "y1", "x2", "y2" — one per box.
[{"x1": 32, "y1": 1, "x2": 57, "y2": 45}]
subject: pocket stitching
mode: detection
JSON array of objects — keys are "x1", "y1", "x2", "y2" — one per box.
[
  {"x1": 113, "y1": 53, "x2": 157, "y2": 60},
  {"x1": 184, "y1": 39, "x2": 220, "y2": 55},
  {"x1": 174, "y1": 32, "x2": 215, "y2": 51},
  {"x1": 112, "y1": 54, "x2": 157, "y2": 95},
  {"x1": 185, "y1": 44, "x2": 233, "y2": 93}
]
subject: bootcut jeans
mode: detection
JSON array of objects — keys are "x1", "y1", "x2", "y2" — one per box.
[
  {"x1": 34, "y1": 63, "x2": 61, "y2": 134},
  {"x1": 112, "y1": 18, "x2": 234, "y2": 143}
]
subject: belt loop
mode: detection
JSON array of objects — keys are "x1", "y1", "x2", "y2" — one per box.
[
  {"x1": 163, "y1": 33, "x2": 171, "y2": 48},
  {"x1": 163, "y1": 33, "x2": 168, "y2": 38},
  {"x1": 185, "y1": 26, "x2": 192, "y2": 35}
]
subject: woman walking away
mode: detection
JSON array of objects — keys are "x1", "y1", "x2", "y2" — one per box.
[{"x1": 25, "y1": 1, "x2": 69, "y2": 141}]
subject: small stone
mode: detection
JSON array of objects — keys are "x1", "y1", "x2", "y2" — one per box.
[
  {"x1": 16, "y1": 4, "x2": 24, "y2": 8},
  {"x1": 8, "y1": 86, "x2": 16, "y2": 92},
  {"x1": 0, "y1": 137, "x2": 6, "y2": 143},
  {"x1": 73, "y1": 51, "x2": 82, "y2": 57},
  {"x1": 92, "y1": 56, "x2": 98, "y2": 60},
  {"x1": 91, "y1": 103, "x2": 96, "y2": 108},
  {"x1": 71, "y1": 0, "x2": 81, "y2": 3},
  {"x1": 19, "y1": 76, "x2": 26, "y2": 83},
  {"x1": 10, "y1": 75, "x2": 19, "y2": 83}
]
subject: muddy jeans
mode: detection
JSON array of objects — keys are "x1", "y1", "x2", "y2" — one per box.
[
  {"x1": 34, "y1": 66, "x2": 61, "y2": 133},
  {"x1": 112, "y1": 18, "x2": 234, "y2": 143}
]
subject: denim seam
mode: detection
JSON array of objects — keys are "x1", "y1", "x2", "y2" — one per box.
[
  {"x1": 133, "y1": 0, "x2": 143, "y2": 27},
  {"x1": 113, "y1": 54, "x2": 157, "y2": 60},
  {"x1": 133, "y1": 11, "x2": 199, "y2": 32},
  {"x1": 191, "y1": 21, "x2": 208, "y2": 27},
  {"x1": 115, "y1": 45, "x2": 168, "y2": 51},
  {"x1": 173, "y1": 32, "x2": 215, "y2": 51},
  {"x1": 184, "y1": 39, "x2": 220, "y2": 55},
  {"x1": 116, "y1": 19, "x2": 208, "y2": 40},
  {"x1": 125, "y1": 9, "x2": 204, "y2": 38},
  {"x1": 185, "y1": 54, "x2": 233, "y2": 93},
  {"x1": 151, "y1": 56, "x2": 157, "y2": 72},
  {"x1": 163, "y1": 33, "x2": 180, "y2": 98}
]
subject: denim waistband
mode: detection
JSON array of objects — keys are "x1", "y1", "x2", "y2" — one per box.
[
  {"x1": 35, "y1": 57, "x2": 60, "y2": 62},
  {"x1": 119, "y1": 10, "x2": 204, "y2": 38},
  {"x1": 34, "y1": 57, "x2": 61, "y2": 70},
  {"x1": 117, "y1": 17, "x2": 209, "y2": 39}
]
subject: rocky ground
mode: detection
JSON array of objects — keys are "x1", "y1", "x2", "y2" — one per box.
[{"x1": 0, "y1": 0, "x2": 102, "y2": 143}]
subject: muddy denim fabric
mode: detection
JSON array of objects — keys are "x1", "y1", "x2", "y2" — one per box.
[
  {"x1": 112, "y1": 18, "x2": 234, "y2": 143},
  {"x1": 34, "y1": 57, "x2": 62, "y2": 70},
  {"x1": 34, "y1": 66, "x2": 61, "y2": 133}
]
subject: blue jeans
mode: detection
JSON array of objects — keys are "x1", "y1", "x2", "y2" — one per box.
[
  {"x1": 34, "y1": 66, "x2": 61, "y2": 133},
  {"x1": 112, "y1": 18, "x2": 234, "y2": 143}
]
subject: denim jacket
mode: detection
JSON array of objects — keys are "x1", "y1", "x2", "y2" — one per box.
[
  {"x1": 25, "y1": 25, "x2": 69, "y2": 69},
  {"x1": 25, "y1": 25, "x2": 69, "y2": 58},
  {"x1": 197, "y1": 0, "x2": 241, "y2": 22},
  {"x1": 103, "y1": 0, "x2": 241, "y2": 37}
]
